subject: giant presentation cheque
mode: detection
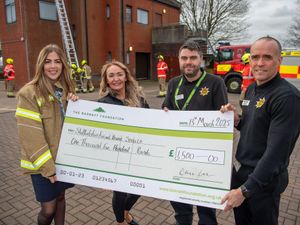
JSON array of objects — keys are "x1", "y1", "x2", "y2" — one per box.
[{"x1": 56, "y1": 100, "x2": 234, "y2": 209}]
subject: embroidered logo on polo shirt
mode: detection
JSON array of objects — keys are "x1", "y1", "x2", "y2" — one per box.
[
  {"x1": 255, "y1": 97, "x2": 265, "y2": 108},
  {"x1": 200, "y1": 87, "x2": 210, "y2": 96}
]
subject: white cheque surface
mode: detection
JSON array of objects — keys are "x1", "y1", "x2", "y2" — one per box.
[{"x1": 56, "y1": 100, "x2": 234, "y2": 209}]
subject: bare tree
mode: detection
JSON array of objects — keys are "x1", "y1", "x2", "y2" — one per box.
[
  {"x1": 286, "y1": 0, "x2": 300, "y2": 48},
  {"x1": 178, "y1": 0, "x2": 250, "y2": 45}
]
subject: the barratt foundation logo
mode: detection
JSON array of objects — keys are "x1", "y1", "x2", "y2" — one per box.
[
  {"x1": 94, "y1": 107, "x2": 105, "y2": 113},
  {"x1": 90, "y1": 107, "x2": 124, "y2": 121}
]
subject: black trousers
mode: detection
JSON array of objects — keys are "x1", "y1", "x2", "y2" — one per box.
[
  {"x1": 170, "y1": 201, "x2": 217, "y2": 225},
  {"x1": 112, "y1": 191, "x2": 140, "y2": 223},
  {"x1": 231, "y1": 166, "x2": 288, "y2": 225}
]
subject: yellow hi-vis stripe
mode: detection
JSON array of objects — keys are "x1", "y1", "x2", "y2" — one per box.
[
  {"x1": 217, "y1": 64, "x2": 231, "y2": 72},
  {"x1": 16, "y1": 108, "x2": 41, "y2": 122},
  {"x1": 280, "y1": 65, "x2": 298, "y2": 74},
  {"x1": 21, "y1": 150, "x2": 52, "y2": 170}
]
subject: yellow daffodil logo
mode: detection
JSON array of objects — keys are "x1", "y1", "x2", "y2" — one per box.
[
  {"x1": 255, "y1": 97, "x2": 265, "y2": 108},
  {"x1": 200, "y1": 87, "x2": 210, "y2": 96}
]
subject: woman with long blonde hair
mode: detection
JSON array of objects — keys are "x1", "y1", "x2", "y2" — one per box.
[
  {"x1": 99, "y1": 60, "x2": 147, "y2": 107},
  {"x1": 16, "y1": 44, "x2": 78, "y2": 225},
  {"x1": 98, "y1": 60, "x2": 149, "y2": 225},
  {"x1": 28, "y1": 44, "x2": 75, "y2": 102}
]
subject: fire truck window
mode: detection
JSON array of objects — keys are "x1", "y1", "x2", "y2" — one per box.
[
  {"x1": 218, "y1": 49, "x2": 234, "y2": 62},
  {"x1": 281, "y1": 56, "x2": 299, "y2": 66}
]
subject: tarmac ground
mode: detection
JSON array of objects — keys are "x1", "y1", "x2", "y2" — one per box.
[{"x1": 0, "y1": 80, "x2": 299, "y2": 225}]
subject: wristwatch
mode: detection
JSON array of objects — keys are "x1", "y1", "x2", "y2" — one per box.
[{"x1": 240, "y1": 185, "x2": 251, "y2": 198}]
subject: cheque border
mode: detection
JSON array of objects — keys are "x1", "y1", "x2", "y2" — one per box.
[
  {"x1": 65, "y1": 117, "x2": 233, "y2": 140},
  {"x1": 56, "y1": 163, "x2": 230, "y2": 192}
]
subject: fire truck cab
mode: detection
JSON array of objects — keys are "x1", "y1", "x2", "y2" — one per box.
[
  {"x1": 213, "y1": 44, "x2": 300, "y2": 93},
  {"x1": 280, "y1": 52, "x2": 300, "y2": 79},
  {"x1": 213, "y1": 44, "x2": 250, "y2": 93}
]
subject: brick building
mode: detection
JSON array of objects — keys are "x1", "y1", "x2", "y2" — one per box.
[
  {"x1": 0, "y1": 0, "x2": 181, "y2": 89},
  {"x1": 152, "y1": 24, "x2": 208, "y2": 81}
]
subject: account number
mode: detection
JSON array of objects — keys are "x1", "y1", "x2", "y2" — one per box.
[{"x1": 92, "y1": 175, "x2": 116, "y2": 183}]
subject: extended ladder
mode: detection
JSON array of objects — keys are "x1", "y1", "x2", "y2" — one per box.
[{"x1": 55, "y1": 0, "x2": 79, "y2": 66}]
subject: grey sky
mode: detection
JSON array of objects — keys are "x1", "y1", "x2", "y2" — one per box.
[{"x1": 238, "y1": 0, "x2": 298, "y2": 46}]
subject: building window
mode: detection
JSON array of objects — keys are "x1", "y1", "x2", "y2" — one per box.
[
  {"x1": 39, "y1": 1, "x2": 57, "y2": 21},
  {"x1": 137, "y1": 9, "x2": 148, "y2": 25},
  {"x1": 5, "y1": 0, "x2": 16, "y2": 24},
  {"x1": 106, "y1": 4, "x2": 110, "y2": 19},
  {"x1": 125, "y1": 5, "x2": 132, "y2": 23},
  {"x1": 126, "y1": 52, "x2": 130, "y2": 65},
  {"x1": 107, "y1": 51, "x2": 112, "y2": 62}
]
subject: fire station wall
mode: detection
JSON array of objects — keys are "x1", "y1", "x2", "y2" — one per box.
[
  {"x1": 0, "y1": 0, "x2": 29, "y2": 89},
  {"x1": 69, "y1": 0, "x2": 122, "y2": 82},
  {"x1": 163, "y1": 6, "x2": 180, "y2": 24},
  {"x1": 0, "y1": 0, "x2": 65, "y2": 89},
  {"x1": 0, "y1": 0, "x2": 180, "y2": 88},
  {"x1": 46, "y1": 0, "x2": 93, "y2": 72},
  {"x1": 68, "y1": 0, "x2": 84, "y2": 67},
  {"x1": 69, "y1": 0, "x2": 180, "y2": 81},
  {"x1": 84, "y1": 0, "x2": 109, "y2": 76},
  {"x1": 105, "y1": 1, "x2": 122, "y2": 63},
  {"x1": 0, "y1": 1, "x2": 23, "y2": 41},
  {"x1": 87, "y1": 0, "x2": 122, "y2": 75},
  {"x1": 76, "y1": 0, "x2": 180, "y2": 80},
  {"x1": 123, "y1": 0, "x2": 180, "y2": 78},
  {"x1": 24, "y1": 1, "x2": 63, "y2": 85}
]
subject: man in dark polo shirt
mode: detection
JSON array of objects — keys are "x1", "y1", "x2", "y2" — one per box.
[
  {"x1": 162, "y1": 40, "x2": 228, "y2": 225},
  {"x1": 220, "y1": 36, "x2": 300, "y2": 225}
]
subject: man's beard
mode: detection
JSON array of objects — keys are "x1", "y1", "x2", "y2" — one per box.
[{"x1": 181, "y1": 64, "x2": 201, "y2": 78}]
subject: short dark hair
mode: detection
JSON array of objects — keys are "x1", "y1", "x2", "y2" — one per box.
[
  {"x1": 253, "y1": 36, "x2": 282, "y2": 56},
  {"x1": 179, "y1": 40, "x2": 203, "y2": 56}
]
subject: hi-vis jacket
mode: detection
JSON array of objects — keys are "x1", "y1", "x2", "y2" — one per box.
[
  {"x1": 241, "y1": 64, "x2": 255, "y2": 92},
  {"x1": 4, "y1": 64, "x2": 15, "y2": 81},
  {"x1": 82, "y1": 64, "x2": 92, "y2": 79},
  {"x1": 157, "y1": 61, "x2": 168, "y2": 79},
  {"x1": 70, "y1": 68, "x2": 76, "y2": 80},
  {"x1": 16, "y1": 82, "x2": 66, "y2": 177}
]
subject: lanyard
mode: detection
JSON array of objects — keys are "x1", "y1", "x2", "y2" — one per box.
[
  {"x1": 54, "y1": 89, "x2": 65, "y2": 120},
  {"x1": 174, "y1": 71, "x2": 206, "y2": 110}
]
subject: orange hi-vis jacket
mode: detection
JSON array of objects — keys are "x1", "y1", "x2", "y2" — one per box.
[
  {"x1": 242, "y1": 64, "x2": 255, "y2": 92},
  {"x1": 157, "y1": 61, "x2": 168, "y2": 79},
  {"x1": 4, "y1": 64, "x2": 15, "y2": 81}
]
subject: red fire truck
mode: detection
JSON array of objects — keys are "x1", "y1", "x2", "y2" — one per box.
[
  {"x1": 213, "y1": 44, "x2": 250, "y2": 93},
  {"x1": 213, "y1": 44, "x2": 300, "y2": 93}
]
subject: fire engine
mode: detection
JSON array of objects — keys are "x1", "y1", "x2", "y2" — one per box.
[{"x1": 213, "y1": 43, "x2": 300, "y2": 93}]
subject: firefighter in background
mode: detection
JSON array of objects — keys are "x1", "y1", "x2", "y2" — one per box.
[
  {"x1": 81, "y1": 59, "x2": 94, "y2": 92},
  {"x1": 156, "y1": 55, "x2": 168, "y2": 97},
  {"x1": 239, "y1": 53, "x2": 254, "y2": 106},
  {"x1": 70, "y1": 63, "x2": 77, "y2": 91},
  {"x1": 75, "y1": 67, "x2": 83, "y2": 93},
  {"x1": 4, "y1": 58, "x2": 16, "y2": 97}
]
